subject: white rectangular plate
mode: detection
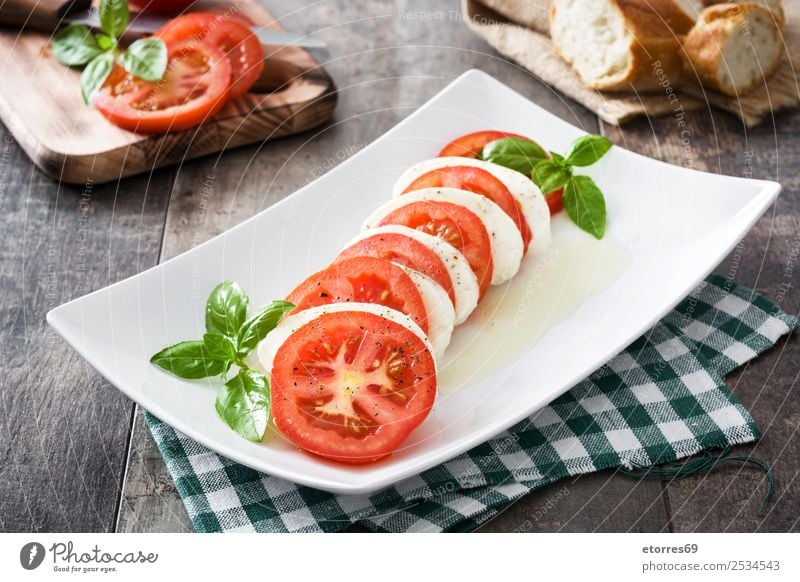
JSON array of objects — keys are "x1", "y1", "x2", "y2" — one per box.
[{"x1": 48, "y1": 70, "x2": 779, "y2": 494}]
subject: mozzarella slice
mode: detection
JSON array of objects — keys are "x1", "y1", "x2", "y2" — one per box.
[
  {"x1": 363, "y1": 187, "x2": 524, "y2": 284},
  {"x1": 343, "y1": 225, "x2": 479, "y2": 324},
  {"x1": 396, "y1": 265, "x2": 455, "y2": 358},
  {"x1": 393, "y1": 157, "x2": 552, "y2": 255},
  {"x1": 254, "y1": 302, "x2": 436, "y2": 378}
]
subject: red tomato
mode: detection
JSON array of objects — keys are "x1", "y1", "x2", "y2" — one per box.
[
  {"x1": 271, "y1": 310, "x2": 437, "y2": 463},
  {"x1": 94, "y1": 40, "x2": 231, "y2": 134},
  {"x1": 438, "y1": 130, "x2": 524, "y2": 158},
  {"x1": 376, "y1": 201, "x2": 493, "y2": 300},
  {"x1": 440, "y1": 130, "x2": 565, "y2": 215},
  {"x1": 545, "y1": 189, "x2": 564, "y2": 214},
  {"x1": 337, "y1": 232, "x2": 455, "y2": 307},
  {"x1": 402, "y1": 166, "x2": 533, "y2": 252},
  {"x1": 129, "y1": 0, "x2": 195, "y2": 14},
  {"x1": 285, "y1": 257, "x2": 430, "y2": 334},
  {"x1": 155, "y1": 12, "x2": 264, "y2": 99}
]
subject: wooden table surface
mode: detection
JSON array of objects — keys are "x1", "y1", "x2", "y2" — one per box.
[{"x1": 1, "y1": 0, "x2": 798, "y2": 533}]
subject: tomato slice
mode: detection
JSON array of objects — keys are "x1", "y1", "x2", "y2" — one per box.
[
  {"x1": 544, "y1": 189, "x2": 564, "y2": 214},
  {"x1": 271, "y1": 310, "x2": 437, "y2": 463},
  {"x1": 402, "y1": 166, "x2": 532, "y2": 252},
  {"x1": 155, "y1": 12, "x2": 264, "y2": 99},
  {"x1": 440, "y1": 130, "x2": 564, "y2": 216},
  {"x1": 94, "y1": 40, "x2": 231, "y2": 134},
  {"x1": 286, "y1": 257, "x2": 430, "y2": 334},
  {"x1": 375, "y1": 201, "x2": 493, "y2": 300},
  {"x1": 438, "y1": 130, "x2": 524, "y2": 158},
  {"x1": 338, "y1": 232, "x2": 455, "y2": 307},
  {"x1": 440, "y1": 130, "x2": 564, "y2": 215}
]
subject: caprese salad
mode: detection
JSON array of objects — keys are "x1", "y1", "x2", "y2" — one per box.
[{"x1": 151, "y1": 129, "x2": 613, "y2": 464}]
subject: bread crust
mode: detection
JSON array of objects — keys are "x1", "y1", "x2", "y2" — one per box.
[
  {"x1": 550, "y1": 0, "x2": 688, "y2": 93},
  {"x1": 619, "y1": 0, "x2": 697, "y2": 35},
  {"x1": 683, "y1": 3, "x2": 782, "y2": 96},
  {"x1": 702, "y1": 1, "x2": 784, "y2": 29}
]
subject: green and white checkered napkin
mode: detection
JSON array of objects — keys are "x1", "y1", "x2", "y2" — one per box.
[{"x1": 144, "y1": 275, "x2": 796, "y2": 532}]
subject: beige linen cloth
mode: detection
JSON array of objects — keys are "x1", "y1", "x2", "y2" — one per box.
[{"x1": 463, "y1": 0, "x2": 800, "y2": 126}]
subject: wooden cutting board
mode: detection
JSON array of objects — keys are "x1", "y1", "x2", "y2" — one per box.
[{"x1": 0, "y1": 1, "x2": 337, "y2": 184}]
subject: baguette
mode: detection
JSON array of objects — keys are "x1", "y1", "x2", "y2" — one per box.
[
  {"x1": 683, "y1": 3, "x2": 783, "y2": 96},
  {"x1": 549, "y1": 0, "x2": 692, "y2": 92},
  {"x1": 703, "y1": 1, "x2": 784, "y2": 28}
]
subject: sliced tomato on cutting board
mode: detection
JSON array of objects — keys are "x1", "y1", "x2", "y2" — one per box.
[
  {"x1": 402, "y1": 165, "x2": 532, "y2": 252},
  {"x1": 338, "y1": 232, "x2": 455, "y2": 307},
  {"x1": 155, "y1": 12, "x2": 264, "y2": 99},
  {"x1": 375, "y1": 201, "x2": 493, "y2": 300},
  {"x1": 285, "y1": 256, "x2": 430, "y2": 334},
  {"x1": 94, "y1": 40, "x2": 231, "y2": 134},
  {"x1": 270, "y1": 310, "x2": 437, "y2": 463}
]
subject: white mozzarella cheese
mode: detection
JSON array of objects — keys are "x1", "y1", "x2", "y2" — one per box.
[
  {"x1": 392, "y1": 157, "x2": 552, "y2": 255},
  {"x1": 343, "y1": 225, "x2": 479, "y2": 324},
  {"x1": 254, "y1": 303, "x2": 435, "y2": 378},
  {"x1": 363, "y1": 187, "x2": 523, "y2": 284},
  {"x1": 396, "y1": 265, "x2": 455, "y2": 359}
]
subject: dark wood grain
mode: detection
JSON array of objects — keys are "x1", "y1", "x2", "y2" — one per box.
[
  {"x1": 0, "y1": 124, "x2": 174, "y2": 531},
  {"x1": 477, "y1": 476, "x2": 671, "y2": 533}
]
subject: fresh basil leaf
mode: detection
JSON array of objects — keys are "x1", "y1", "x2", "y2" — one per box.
[
  {"x1": 238, "y1": 300, "x2": 295, "y2": 354},
  {"x1": 51, "y1": 24, "x2": 103, "y2": 66},
  {"x1": 118, "y1": 37, "x2": 167, "y2": 81},
  {"x1": 532, "y1": 159, "x2": 570, "y2": 195},
  {"x1": 481, "y1": 137, "x2": 548, "y2": 175},
  {"x1": 203, "y1": 333, "x2": 237, "y2": 361},
  {"x1": 96, "y1": 33, "x2": 115, "y2": 51},
  {"x1": 98, "y1": 0, "x2": 129, "y2": 38},
  {"x1": 563, "y1": 175, "x2": 607, "y2": 239},
  {"x1": 565, "y1": 135, "x2": 613, "y2": 167},
  {"x1": 205, "y1": 280, "x2": 250, "y2": 338},
  {"x1": 80, "y1": 52, "x2": 114, "y2": 104},
  {"x1": 550, "y1": 151, "x2": 567, "y2": 166},
  {"x1": 150, "y1": 340, "x2": 228, "y2": 379},
  {"x1": 215, "y1": 370, "x2": 270, "y2": 442}
]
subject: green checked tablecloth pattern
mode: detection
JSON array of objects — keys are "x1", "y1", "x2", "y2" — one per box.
[{"x1": 144, "y1": 275, "x2": 796, "y2": 532}]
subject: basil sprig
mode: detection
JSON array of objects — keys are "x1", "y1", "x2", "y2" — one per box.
[
  {"x1": 51, "y1": 0, "x2": 167, "y2": 103},
  {"x1": 150, "y1": 280, "x2": 294, "y2": 442},
  {"x1": 480, "y1": 134, "x2": 613, "y2": 239},
  {"x1": 215, "y1": 371, "x2": 272, "y2": 443},
  {"x1": 79, "y1": 52, "x2": 115, "y2": 104},
  {"x1": 480, "y1": 137, "x2": 547, "y2": 174},
  {"x1": 117, "y1": 38, "x2": 168, "y2": 82},
  {"x1": 563, "y1": 175, "x2": 607, "y2": 239}
]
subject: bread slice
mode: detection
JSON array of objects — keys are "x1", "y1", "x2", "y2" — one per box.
[
  {"x1": 703, "y1": 1, "x2": 784, "y2": 29},
  {"x1": 683, "y1": 3, "x2": 783, "y2": 96},
  {"x1": 549, "y1": 0, "x2": 693, "y2": 92}
]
